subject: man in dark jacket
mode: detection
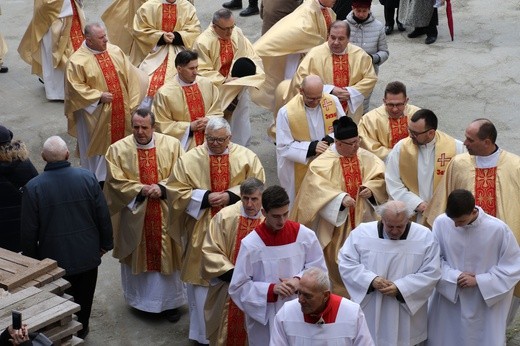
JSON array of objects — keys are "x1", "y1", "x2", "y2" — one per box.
[{"x1": 20, "y1": 136, "x2": 113, "y2": 339}]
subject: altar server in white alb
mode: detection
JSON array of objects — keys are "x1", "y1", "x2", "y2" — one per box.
[
  {"x1": 271, "y1": 267, "x2": 374, "y2": 346},
  {"x1": 339, "y1": 200, "x2": 441, "y2": 346},
  {"x1": 427, "y1": 189, "x2": 520, "y2": 346},
  {"x1": 229, "y1": 185, "x2": 327, "y2": 346}
]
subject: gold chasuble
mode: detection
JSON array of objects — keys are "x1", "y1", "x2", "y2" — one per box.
[
  {"x1": 474, "y1": 167, "x2": 497, "y2": 216},
  {"x1": 102, "y1": 0, "x2": 147, "y2": 55},
  {"x1": 183, "y1": 84, "x2": 207, "y2": 146},
  {"x1": 152, "y1": 76, "x2": 222, "y2": 150},
  {"x1": 65, "y1": 43, "x2": 148, "y2": 157},
  {"x1": 358, "y1": 104, "x2": 420, "y2": 161},
  {"x1": 291, "y1": 148, "x2": 387, "y2": 296},
  {"x1": 399, "y1": 131, "x2": 457, "y2": 199},
  {"x1": 105, "y1": 133, "x2": 184, "y2": 275},
  {"x1": 146, "y1": 3, "x2": 178, "y2": 98},
  {"x1": 18, "y1": 0, "x2": 86, "y2": 77},
  {"x1": 168, "y1": 144, "x2": 265, "y2": 286},
  {"x1": 202, "y1": 202, "x2": 264, "y2": 346},
  {"x1": 252, "y1": 0, "x2": 335, "y2": 110},
  {"x1": 425, "y1": 151, "x2": 520, "y2": 296},
  {"x1": 137, "y1": 148, "x2": 163, "y2": 271},
  {"x1": 286, "y1": 94, "x2": 337, "y2": 194},
  {"x1": 94, "y1": 51, "x2": 126, "y2": 143},
  {"x1": 333, "y1": 54, "x2": 349, "y2": 111}
]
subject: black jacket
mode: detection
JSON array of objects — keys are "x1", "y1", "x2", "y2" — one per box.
[{"x1": 21, "y1": 161, "x2": 113, "y2": 275}]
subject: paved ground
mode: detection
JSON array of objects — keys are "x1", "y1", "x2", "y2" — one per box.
[{"x1": 1, "y1": 0, "x2": 520, "y2": 344}]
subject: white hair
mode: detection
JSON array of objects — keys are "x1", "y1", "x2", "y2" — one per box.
[
  {"x1": 376, "y1": 200, "x2": 413, "y2": 219},
  {"x1": 205, "y1": 117, "x2": 231, "y2": 135},
  {"x1": 42, "y1": 136, "x2": 68, "y2": 162},
  {"x1": 302, "y1": 267, "x2": 331, "y2": 292}
]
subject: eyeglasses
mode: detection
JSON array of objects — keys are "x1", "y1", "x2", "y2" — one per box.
[
  {"x1": 205, "y1": 135, "x2": 230, "y2": 144},
  {"x1": 384, "y1": 102, "x2": 406, "y2": 109},
  {"x1": 408, "y1": 128, "x2": 431, "y2": 137},
  {"x1": 213, "y1": 23, "x2": 235, "y2": 32},
  {"x1": 337, "y1": 137, "x2": 361, "y2": 147}
]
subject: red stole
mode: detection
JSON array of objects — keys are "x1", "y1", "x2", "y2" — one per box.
[
  {"x1": 389, "y1": 116, "x2": 409, "y2": 148},
  {"x1": 339, "y1": 155, "x2": 362, "y2": 229},
  {"x1": 303, "y1": 294, "x2": 342, "y2": 324},
  {"x1": 218, "y1": 38, "x2": 234, "y2": 77},
  {"x1": 209, "y1": 154, "x2": 230, "y2": 216},
  {"x1": 182, "y1": 84, "x2": 206, "y2": 145},
  {"x1": 321, "y1": 8, "x2": 332, "y2": 31},
  {"x1": 255, "y1": 220, "x2": 300, "y2": 246},
  {"x1": 226, "y1": 216, "x2": 262, "y2": 346},
  {"x1": 475, "y1": 167, "x2": 497, "y2": 216},
  {"x1": 332, "y1": 54, "x2": 349, "y2": 111},
  {"x1": 70, "y1": 0, "x2": 84, "y2": 52},
  {"x1": 137, "y1": 148, "x2": 163, "y2": 272},
  {"x1": 94, "y1": 51, "x2": 126, "y2": 143},
  {"x1": 146, "y1": 3, "x2": 178, "y2": 97}
]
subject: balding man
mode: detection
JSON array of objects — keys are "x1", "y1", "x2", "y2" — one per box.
[
  {"x1": 21, "y1": 136, "x2": 113, "y2": 339},
  {"x1": 426, "y1": 118, "x2": 520, "y2": 324},
  {"x1": 338, "y1": 200, "x2": 441, "y2": 345},
  {"x1": 276, "y1": 75, "x2": 345, "y2": 204},
  {"x1": 271, "y1": 267, "x2": 374, "y2": 345}
]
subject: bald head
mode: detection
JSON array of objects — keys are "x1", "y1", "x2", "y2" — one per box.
[
  {"x1": 464, "y1": 118, "x2": 497, "y2": 156},
  {"x1": 42, "y1": 136, "x2": 69, "y2": 163},
  {"x1": 300, "y1": 75, "x2": 324, "y2": 108}
]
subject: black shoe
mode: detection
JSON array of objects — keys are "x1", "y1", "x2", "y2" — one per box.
[
  {"x1": 222, "y1": 0, "x2": 242, "y2": 9},
  {"x1": 397, "y1": 22, "x2": 406, "y2": 31},
  {"x1": 0, "y1": 66, "x2": 8, "y2": 73},
  {"x1": 164, "y1": 308, "x2": 182, "y2": 323},
  {"x1": 239, "y1": 6, "x2": 259, "y2": 16},
  {"x1": 407, "y1": 29, "x2": 426, "y2": 38},
  {"x1": 425, "y1": 36, "x2": 437, "y2": 44},
  {"x1": 385, "y1": 26, "x2": 393, "y2": 35},
  {"x1": 77, "y1": 326, "x2": 89, "y2": 339}
]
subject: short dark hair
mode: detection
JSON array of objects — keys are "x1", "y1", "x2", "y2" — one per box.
[
  {"x1": 384, "y1": 81, "x2": 407, "y2": 98},
  {"x1": 261, "y1": 185, "x2": 290, "y2": 212},
  {"x1": 240, "y1": 178, "x2": 264, "y2": 195},
  {"x1": 331, "y1": 20, "x2": 350, "y2": 38},
  {"x1": 473, "y1": 118, "x2": 497, "y2": 143},
  {"x1": 212, "y1": 8, "x2": 233, "y2": 23},
  {"x1": 410, "y1": 109, "x2": 438, "y2": 130},
  {"x1": 446, "y1": 189, "x2": 475, "y2": 218},
  {"x1": 132, "y1": 108, "x2": 155, "y2": 126},
  {"x1": 175, "y1": 50, "x2": 198, "y2": 67}
]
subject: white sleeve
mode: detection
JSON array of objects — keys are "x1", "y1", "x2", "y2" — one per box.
[
  {"x1": 276, "y1": 106, "x2": 311, "y2": 165},
  {"x1": 269, "y1": 308, "x2": 289, "y2": 346},
  {"x1": 318, "y1": 193, "x2": 348, "y2": 227},
  {"x1": 186, "y1": 189, "x2": 208, "y2": 220}
]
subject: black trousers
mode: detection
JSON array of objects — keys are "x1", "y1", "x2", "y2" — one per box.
[
  {"x1": 384, "y1": 4, "x2": 401, "y2": 27},
  {"x1": 64, "y1": 267, "x2": 99, "y2": 330},
  {"x1": 415, "y1": 8, "x2": 438, "y2": 36}
]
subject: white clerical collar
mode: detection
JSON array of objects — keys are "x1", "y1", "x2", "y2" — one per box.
[
  {"x1": 460, "y1": 206, "x2": 483, "y2": 229},
  {"x1": 418, "y1": 136, "x2": 436, "y2": 150},
  {"x1": 206, "y1": 143, "x2": 230, "y2": 155},
  {"x1": 176, "y1": 74, "x2": 197, "y2": 86},
  {"x1": 83, "y1": 41, "x2": 105, "y2": 54},
  {"x1": 475, "y1": 147, "x2": 501, "y2": 168},
  {"x1": 134, "y1": 134, "x2": 156, "y2": 149},
  {"x1": 240, "y1": 205, "x2": 263, "y2": 219}
]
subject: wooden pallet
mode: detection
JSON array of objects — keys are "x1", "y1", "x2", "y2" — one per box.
[
  {"x1": 0, "y1": 286, "x2": 83, "y2": 345},
  {"x1": 0, "y1": 248, "x2": 68, "y2": 295}
]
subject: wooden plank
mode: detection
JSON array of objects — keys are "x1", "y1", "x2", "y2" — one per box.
[
  {"x1": 0, "y1": 248, "x2": 39, "y2": 267},
  {"x1": 44, "y1": 320, "x2": 82, "y2": 343},
  {"x1": 48, "y1": 267, "x2": 66, "y2": 280},
  {"x1": 0, "y1": 293, "x2": 65, "y2": 328},
  {"x1": 70, "y1": 336, "x2": 84, "y2": 345},
  {"x1": 0, "y1": 258, "x2": 26, "y2": 275},
  {"x1": 23, "y1": 300, "x2": 80, "y2": 332},
  {"x1": 0, "y1": 259, "x2": 57, "y2": 291},
  {"x1": 39, "y1": 278, "x2": 71, "y2": 296},
  {"x1": 0, "y1": 286, "x2": 40, "y2": 310}
]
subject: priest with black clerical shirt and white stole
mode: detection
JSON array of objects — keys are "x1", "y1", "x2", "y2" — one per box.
[{"x1": 229, "y1": 185, "x2": 327, "y2": 346}]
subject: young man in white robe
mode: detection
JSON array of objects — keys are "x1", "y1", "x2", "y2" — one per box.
[
  {"x1": 271, "y1": 267, "x2": 374, "y2": 346},
  {"x1": 427, "y1": 189, "x2": 520, "y2": 346},
  {"x1": 338, "y1": 200, "x2": 441, "y2": 345},
  {"x1": 229, "y1": 185, "x2": 327, "y2": 346}
]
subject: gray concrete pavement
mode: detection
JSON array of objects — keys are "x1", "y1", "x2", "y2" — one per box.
[{"x1": 1, "y1": 0, "x2": 520, "y2": 344}]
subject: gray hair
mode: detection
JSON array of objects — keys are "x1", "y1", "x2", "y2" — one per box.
[
  {"x1": 205, "y1": 117, "x2": 231, "y2": 135},
  {"x1": 42, "y1": 136, "x2": 69, "y2": 162},
  {"x1": 376, "y1": 200, "x2": 413, "y2": 219},
  {"x1": 302, "y1": 267, "x2": 331, "y2": 292},
  {"x1": 240, "y1": 178, "x2": 265, "y2": 195},
  {"x1": 212, "y1": 8, "x2": 233, "y2": 24},
  {"x1": 84, "y1": 22, "x2": 105, "y2": 37}
]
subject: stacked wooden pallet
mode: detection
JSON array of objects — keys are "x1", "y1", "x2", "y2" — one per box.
[{"x1": 0, "y1": 248, "x2": 84, "y2": 345}]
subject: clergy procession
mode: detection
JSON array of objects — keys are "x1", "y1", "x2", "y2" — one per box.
[{"x1": 2, "y1": 0, "x2": 520, "y2": 344}]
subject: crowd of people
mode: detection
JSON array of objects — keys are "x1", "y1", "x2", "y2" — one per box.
[{"x1": 1, "y1": 0, "x2": 520, "y2": 345}]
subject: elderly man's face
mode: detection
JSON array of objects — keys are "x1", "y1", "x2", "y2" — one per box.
[
  {"x1": 86, "y1": 26, "x2": 108, "y2": 52},
  {"x1": 298, "y1": 275, "x2": 329, "y2": 315},
  {"x1": 335, "y1": 136, "x2": 360, "y2": 158},
  {"x1": 205, "y1": 127, "x2": 231, "y2": 154},
  {"x1": 328, "y1": 26, "x2": 349, "y2": 55},
  {"x1": 241, "y1": 189, "x2": 262, "y2": 217},
  {"x1": 213, "y1": 17, "x2": 235, "y2": 40},
  {"x1": 382, "y1": 212, "x2": 409, "y2": 240},
  {"x1": 132, "y1": 114, "x2": 154, "y2": 145}
]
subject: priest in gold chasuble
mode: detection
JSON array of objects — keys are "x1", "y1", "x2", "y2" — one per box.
[
  {"x1": 104, "y1": 109, "x2": 186, "y2": 321},
  {"x1": 167, "y1": 118, "x2": 265, "y2": 344},
  {"x1": 291, "y1": 116, "x2": 387, "y2": 297}
]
